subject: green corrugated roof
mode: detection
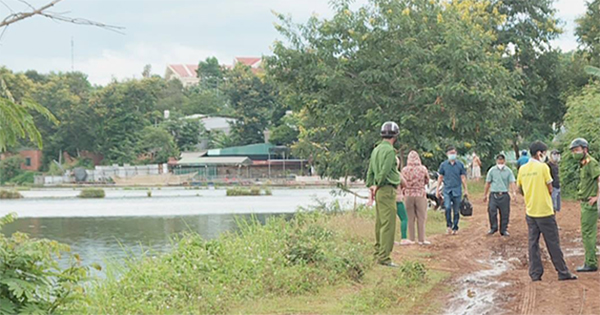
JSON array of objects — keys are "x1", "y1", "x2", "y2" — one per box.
[{"x1": 208, "y1": 143, "x2": 276, "y2": 157}]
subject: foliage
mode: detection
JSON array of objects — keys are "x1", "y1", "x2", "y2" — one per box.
[
  {"x1": 0, "y1": 155, "x2": 24, "y2": 183},
  {"x1": 0, "y1": 213, "x2": 89, "y2": 314},
  {"x1": 0, "y1": 68, "x2": 58, "y2": 152},
  {"x1": 0, "y1": 190, "x2": 23, "y2": 199},
  {"x1": 7, "y1": 171, "x2": 36, "y2": 185},
  {"x1": 559, "y1": 83, "x2": 600, "y2": 198},
  {"x1": 162, "y1": 115, "x2": 202, "y2": 151},
  {"x1": 585, "y1": 65, "x2": 600, "y2": 78},
  {"x1": 78, "y1": 188, "x2": 106, "y2": 199},
  {"x1": 268, "y1": 0, "x2": 521, "y2": 178},
  {"x1": 269, "y1": 113, "x2": 300, "y2": 146},
  {"x1": 223, "y1": 64, "x2": 281, "y2": 146},
  {"x1": 197, "y1": 57, "x2": 224, "y2": 90},
  {"x1": 75, "y1": 211, "x2": 372, "y2": 314},
  {"x1": 576, "y1": 0, "x2": 600, "y2": 63},
  {"x1": 135, "y1": 126, "x2": 180, "y2": 164}
]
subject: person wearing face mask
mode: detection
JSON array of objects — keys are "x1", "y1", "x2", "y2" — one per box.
[
  {"x1": 517, "y1": 141, "x2": 577, "y2": 282},
  {"x1": 569, "y1": 138, "x2": 600, "y2": 273},
  {"x1": 547, "y1": 150, "x2": 562, "y2": 214},
  {"x1": 366, "y1": 121, "x2": 402, "y2": 267},
  {"x1": 483, "y1": 154, "x2": 517, "y2": 236},
  {"x1": 437, "y1": 146, "x2": 468, "y2": 235}
]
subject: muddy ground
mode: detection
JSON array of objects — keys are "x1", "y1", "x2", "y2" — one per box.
[{"x1": 392, "y1": 192, "x2": 600, "y2": 315}]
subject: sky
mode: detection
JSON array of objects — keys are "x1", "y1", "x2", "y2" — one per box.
[{"x1": 0, "y1": 0, "x2": 589, "y2": 85}]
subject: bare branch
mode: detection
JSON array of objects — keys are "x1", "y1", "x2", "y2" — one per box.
[{"x1": 0, "y1": 0, "x2": 124, "y2": 34}]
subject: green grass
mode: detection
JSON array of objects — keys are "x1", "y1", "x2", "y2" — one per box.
[{"x1": 77, "y1": 188, "x2": 106, "y2": 198}]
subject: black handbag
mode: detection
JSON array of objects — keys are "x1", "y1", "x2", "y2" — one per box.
[{"x1": 460, "y1": 196, "x2": 473, "y2": 217}]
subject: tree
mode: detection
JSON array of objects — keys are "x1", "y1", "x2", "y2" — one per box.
[
  {"x1": 136, "y1": 126, "x2": 179, "y2": 164},
  {"x1": 0, "y1": 68, "x2": 58, "y2": 152},
  {"x1": 90, "y1": 78, "x2": 164, "y2": 164},
  {"x1": 162, "y1": 114, "x2": 202, "y2": 151},
  {"x1": 559, "y1": 83, "x2": 600, "y2": 197},
  {"x1": 269, "y1": 113, "x2": 299, "y2": 146},
  {"x1": 576, "y1": 0, "x2": 600, "y2": 63},
  {"x1": 197, "y1": 57, "x2": 224, "y2": 90},
  {"x1": 267, "y1": 0, "x2": 521, "y2": 179},
  {"x1": 142, "y1": 64, "x2": 152, "y2": 78},
  {"x1": 223, "y1": 63, "x2": 280, "y2": 146}
]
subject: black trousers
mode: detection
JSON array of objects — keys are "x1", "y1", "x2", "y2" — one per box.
[
  {"x1": 488, "y1": 193, "x2": 510, "y2": 233},
  {"x1": 526, "y1": 215, "x2": 570, "y2": 280}
]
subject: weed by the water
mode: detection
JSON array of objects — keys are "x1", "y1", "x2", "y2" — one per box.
[
  {"x1": 78, "y1": 188, "x2": 105, "y2": 198},
  {"x1": 226, "y1": 186, "x2": 272, "y2": 196},
  {"x1": 76, "y1": 211, "x2": 372, "y2": 314},
  {"x1": 0, "y1": 189, "x2": 23, "y2": 199}
]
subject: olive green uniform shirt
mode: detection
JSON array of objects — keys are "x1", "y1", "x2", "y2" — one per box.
[
  {"x1": 578, "y1": 156, "x2": 600, "y2": 201},
  {"x1": 366, "y1": 141, "x2": 401, "y2": 187}
]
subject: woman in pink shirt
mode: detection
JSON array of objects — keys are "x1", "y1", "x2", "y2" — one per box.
[{"x1": 402, "y1": 151, "x2": 431, "y2": 245}]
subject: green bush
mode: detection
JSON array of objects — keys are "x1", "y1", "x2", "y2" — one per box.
[
  {"x1": 559, "y1": 84, "x2": 600, "y2": 198},
  {"x1": 0, "y1": 213, "x2": 89, "y2": 314},
  {"x1": 0, "y1": 189, "x2": 23, "y2": 199},
  {"x1": 7, "y1": 171, "x2": 36, "y2": 185},
  {"x1": 76, "y1": 212, "x2": 372, "y2": 314},
  {"x1": 0, "y1": 156, "x2": 24, "y2": 184},
  {"x1": 77, "y1": 188, "x2": 106, "y2": 199}
]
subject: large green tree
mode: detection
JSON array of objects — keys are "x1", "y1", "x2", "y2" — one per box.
[
  {"x1": 223, "y1": 64, "x2": 280, "y2": 146},
  {"x1": 136, "y1": 126, "x2": 180, "y2": 164},
  {"x1": 576, "y1": 0, "x2": 600, "y2": 63},
  {"x1": 0, "y1": 68, "x2": 58, "y2": 152},
  {"x1": 267, "y1": 0, "x2": 521, "y2": 179}
]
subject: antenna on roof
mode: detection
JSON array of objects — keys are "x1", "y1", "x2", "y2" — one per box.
[{"x1": 71, "y1": 36, "x2": 74, "y2": 71}]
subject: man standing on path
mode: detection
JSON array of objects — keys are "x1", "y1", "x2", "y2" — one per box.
[
  {"x1": 437, "y1": 146, "x2": 469, "y2": 235},
  {"x1": 366, "y1": 121, "x2": 402, "y2": 267},
  {"x1": 483, "y1": 154, "x2": 517, "y2": 237},
  {"x1": 569, "y1": 138, "x2": 600, "y2": 273},
  {"x1": 517, "y1": 141, "x2": 577, "y2": 282},
  {"x1": 547, "y1": 150, "x2": 562, "y2": 214}
]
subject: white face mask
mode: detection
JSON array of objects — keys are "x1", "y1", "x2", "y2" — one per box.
[
  {"x1": 497, "y1": 164, "x2": 505, "y2": 170},
  {"x1": 552, "y1": 154, "x2": 561, "y2": 163}
]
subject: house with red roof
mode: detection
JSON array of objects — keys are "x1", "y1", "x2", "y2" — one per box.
[
  {"x1": 164, "y1": 64, "x2": 199, "y2": 87},
  {"x1": 165, "y1": 57, "x2": 263, "y2": 86}
]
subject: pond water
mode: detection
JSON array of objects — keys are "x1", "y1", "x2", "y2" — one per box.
[{"x1": 0, "y1": 187, "x2": 367, "y2": 275}]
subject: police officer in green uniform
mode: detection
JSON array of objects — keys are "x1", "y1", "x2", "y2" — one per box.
[
  {"x1": 366, "y1": 121, "x2": 402, "y2": 267},
  {"x1": 570, "y1": 138, "x2": 600, "y2": 273}
]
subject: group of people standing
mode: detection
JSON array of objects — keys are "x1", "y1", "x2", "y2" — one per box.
[{"x1": 366, "y1": 122, "x2": 599, "y2": 279}]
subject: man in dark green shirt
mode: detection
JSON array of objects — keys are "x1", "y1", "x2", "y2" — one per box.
[
  {"x1": 570, "y1": 138, "x2": 600, "y2": 272},
  {"x1": 366, "y1": 121, "x2": 401, "y2": 267}
]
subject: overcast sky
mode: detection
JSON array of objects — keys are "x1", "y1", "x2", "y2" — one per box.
[{"x1": 0, "y1": 0, "x2": 589, "y2": 85}]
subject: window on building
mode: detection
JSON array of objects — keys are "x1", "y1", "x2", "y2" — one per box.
[{"x1": 25, "y1": 157, "x2": 31, "y2": 167}]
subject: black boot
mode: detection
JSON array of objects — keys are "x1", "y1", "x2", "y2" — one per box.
[{"x1": 576, "y1": 265, "x2": 598, "y2": 273}]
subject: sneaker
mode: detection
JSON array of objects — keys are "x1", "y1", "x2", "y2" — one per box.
[
  {"x1": 419, "y1": 240, "x2": 431, "y2": 245},
  {"x1": 400, "y1": 239, "x2": 415, "y2": 245},
  {"x1": 501, "y1": 231, "x2": 510, "y2": 237},
  {"x1": 446, "y1": 228, "x2": 452, "y2": 235},
  {"x1": 558, "y1": 273, "x2": 578, "y2": 281},
  {"x1": 452, "y1": 230, "x2": 458, "y2": 235},
  {"x1": 576, "y1": 265, "x2": 598, "y2": 273},
  {"x1": 487, "y1": 229, "x2": 498, "y2": 235}
]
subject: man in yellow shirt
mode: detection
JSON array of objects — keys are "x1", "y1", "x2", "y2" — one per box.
[{"x1": 517, "y1": 141, "x2": 577, "y2": 282}]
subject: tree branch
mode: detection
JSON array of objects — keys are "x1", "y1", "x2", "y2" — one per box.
[{"x1": 0, "y1": 0, "x2": 124, "y2": 34}]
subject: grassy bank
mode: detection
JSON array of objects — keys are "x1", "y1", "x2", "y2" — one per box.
[{"x1": 63, "y1": 200, "x2": 454, "y2": 314}]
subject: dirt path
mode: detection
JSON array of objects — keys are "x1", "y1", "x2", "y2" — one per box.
[{"x1": 392, "y1": 193, "x2": 600, "y2": 315}]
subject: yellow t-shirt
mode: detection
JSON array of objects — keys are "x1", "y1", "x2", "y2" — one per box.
[{"x1": 517, "y1": 159, "x2": 554, "y2": 218}]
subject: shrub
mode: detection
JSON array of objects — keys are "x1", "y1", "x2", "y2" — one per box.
[
  {"x1": 0, "y1": 189, "x2": 23, "y2": 199},
  {"x1": 0, "y1": 213, "x2": 89, "y2": 314},
  {"x1": 0, "y1": 155, "x2": 24, "y2": 184},
  {"x1": 7, "y1": 171, "x2": 36, "y2": 185},
  {"x1": 77, "y1": 188, "x2": 105, "y2": 199},
  {"x1": 559, "y1": 84, "x2": 600, "y2": 198}
]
